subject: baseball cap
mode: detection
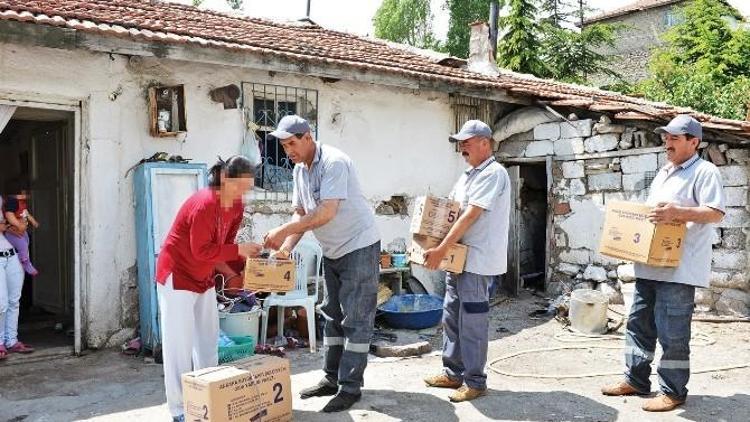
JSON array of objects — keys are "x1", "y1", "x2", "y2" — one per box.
[
  {"x1": 449, "y1": 120, "x2": 492, "y2": 142},
  {"x1": 267, "y1": 115, "x2": 311, "y2": 140},
  {"x1": 654, "y1": 114, "x2": 703, "y2": 139}
]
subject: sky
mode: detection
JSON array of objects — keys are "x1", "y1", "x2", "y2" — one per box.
[{"x1": 179, "y1": 0, "x2": 750, "y2": 38}]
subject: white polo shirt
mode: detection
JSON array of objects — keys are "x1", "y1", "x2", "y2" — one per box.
[
  {"x1": 450, "y1": 156, "x2": 511, "y2": 276},
  {"x1": 634, "y1": 154, "x2": 726, "y2": 287}
]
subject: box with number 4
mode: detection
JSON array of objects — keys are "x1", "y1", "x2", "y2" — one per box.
[
  {"x1": 181, "y1": 355, "x2": 292, "y2": 422},
  {"x1": 243, "y1": 257, "x2": 296, "y2": 292}
]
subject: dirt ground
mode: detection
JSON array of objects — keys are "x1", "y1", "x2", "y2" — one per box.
[{"x1": 1, "y1": 291, "x2": 749, "y2": 422}]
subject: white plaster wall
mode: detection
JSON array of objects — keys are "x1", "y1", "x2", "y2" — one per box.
[{"x1": 0, "y1": 43, "x2": 465, "y2": 346}]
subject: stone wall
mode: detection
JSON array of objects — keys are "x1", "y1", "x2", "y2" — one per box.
[{"x1": 499, "y1": 117, "x2": 750, "y2": 316}]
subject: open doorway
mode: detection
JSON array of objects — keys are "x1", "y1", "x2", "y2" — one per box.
[
  {"x1": 504, "y1": 160, "x2": 551, "y2": 294},
  {"x1": 517, "y1": 164, "x2": 549, "y2": 290},
  {"x1": 0, "y1": 107, "x2": 75, "y2": 354}
]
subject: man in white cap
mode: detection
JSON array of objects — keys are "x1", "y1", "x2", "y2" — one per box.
[
  {"x1": 263, "y1": 115, "x2": 380, "y2": 412},
  {"x1": 602, "y1": 114, "x2": 725, "y2": 412},
  {"x1": 423, "y1": 119, "x2": 510, "y2": 402}
]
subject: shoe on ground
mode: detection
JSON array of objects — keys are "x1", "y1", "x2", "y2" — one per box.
[
  {"x1": 601, "y1": 381, "x2": 647, "y2": 396},
  {"x1": 642, "y1": 393, "x2": 685, "y2": 412},
  {"x1": 299, "y1": 378, "x2": 338, "y2": 399},
  {"x1": 424, "y1": 374, "x2": 462, "y2": 389},
  {"x1": 171, "y1": 415, "x2": 185, "y2": 422},
  {"x1": 449, "y1": 385, "x2": 486, "y2": 402},
  {"x1": 322, "y1": 391, "x2": 361, "y2": 412},
  {"x1": 7, "y1": 341, "x2": 34, "y2": 354}
]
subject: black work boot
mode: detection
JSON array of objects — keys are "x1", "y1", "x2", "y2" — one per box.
[
  {"x1": 299, "y1": 378, "x2": 338, "y2": 399},
  {"x1": 322, "y1": 391, "x2": 362, "y2": 412}
]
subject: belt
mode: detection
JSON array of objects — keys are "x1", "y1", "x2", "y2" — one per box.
[{"x1": 0, "y1": 248, "x2": 17, "y2": 258}]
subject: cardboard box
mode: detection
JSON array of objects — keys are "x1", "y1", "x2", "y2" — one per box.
[
  {"x1": 409, "y1": 234, "x2": 467, "y2": 273},
  {"x1": 410, "y1": 196, "x2": 461, "y2": 239},
  {"x1": 599, "y1": 201, "x2": 686, "y2": 267},
  {"x1": 182, "y1": 355, "x2": 292, "y2": 422},
  {"x1": 243, "y1": 258, "x2": 296, "y2": 292}
]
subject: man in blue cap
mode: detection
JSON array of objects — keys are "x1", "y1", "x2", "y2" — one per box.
[
  {"x1": 422, "y1": 119, "x2": 510, "y2": 402},
  {"x1": 602, "y1": 114, "x2": 725, "y2": 412},
  {"x1": 263, "y1": 115, "x2": 380, "y2": 413}
]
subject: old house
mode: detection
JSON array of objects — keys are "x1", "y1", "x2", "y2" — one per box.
[
  {"x1": 582, "y1": 0, "x2": 744, "y2": 87},
  {"x1": 0, "y1": 0, "x2": 747, "y2": 357}
]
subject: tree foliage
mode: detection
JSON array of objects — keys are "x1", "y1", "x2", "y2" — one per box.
[
  {"x1": 445, "y1": 0, "x2": 495, "y2": 58},
  {"x1": 538, "y1": 21, "x2": 620, "y2": 83},
  {"x1": 638, "y1": 0, "x2": 750, "y2": 119},
  {"x1": 497, "y1": 0, "x2": 543, "y2": 74},
  {"x1": 373, "y1": 0, "x2": 440, "y2": 49},
  {"x1": 496, "y1": 0, "x2": 619, "y2": 83}
]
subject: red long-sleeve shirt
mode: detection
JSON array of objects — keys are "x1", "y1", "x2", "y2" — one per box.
[{"x1": 156, "y1": 188, "x2": 243, "y2": 293}]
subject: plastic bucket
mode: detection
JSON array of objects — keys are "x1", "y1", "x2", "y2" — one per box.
[
  {"x1": 391, "y1": 253, "x2": 409, "y2": 268},
  {"x1": 569, "y1": 289, "x2": 609, "y2": 335},
  {"x1": 219, "y1": 308, "x2": 262, "y2": 339}
]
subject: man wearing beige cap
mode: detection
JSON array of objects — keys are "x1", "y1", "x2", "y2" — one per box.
[{"x1": 601, "y1": 114, "x2": 725, "y2": 412}]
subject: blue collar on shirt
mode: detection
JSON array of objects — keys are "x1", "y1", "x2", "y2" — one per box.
[
  {"x1": 664, "y1": 153, "x2": 700, "y2": 173},
  {"x1": 303, "y1": 142, "x2": 323, "y2": 169},
  {"x1": 465, "y1": 156, "x2": 496, "y2": 175}
]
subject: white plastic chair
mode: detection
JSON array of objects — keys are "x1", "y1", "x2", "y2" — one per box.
[{"x1": 260, "y1": 239, "x2": 324, "y2": 352}]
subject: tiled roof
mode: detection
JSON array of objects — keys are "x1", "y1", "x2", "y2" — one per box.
[
  {"x1": 583, "y1": 0, "x2": 683, "y2": 25},
  {"x1": 1, "y1": 0, "x2": 749, "y2": 141}
]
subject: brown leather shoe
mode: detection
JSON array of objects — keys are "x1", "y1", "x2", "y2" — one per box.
[
  {"x1": 449, "y1": 386, "x2": 486, "y2": 402},
  {"x1": 601, "y1": 381, "x2": 647, "y2": 396},
  {"x1": 642, "y1": 394, "x2": 685, "y2": 412},
  {"x1": 424, "y1": 374, "x2": 462, "y2": 389}
]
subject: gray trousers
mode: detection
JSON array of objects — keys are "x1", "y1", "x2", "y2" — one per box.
[
  {"x1": 442, "y1": 271, "x2": 496, "y2": 390},
  {"x1": 320, "y1": 241, "x2": 380, "y2": 394}
]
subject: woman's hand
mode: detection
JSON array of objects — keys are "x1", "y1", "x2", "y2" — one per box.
[{"x1": 238, "y1": 242, "x2": 263, "y2": 258}]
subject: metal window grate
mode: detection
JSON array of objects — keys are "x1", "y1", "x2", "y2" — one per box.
[
  {"x1": 643, "y1": 171, "x2": 657, "y2": 190},
  {"x1": 242, "y1": 83, "x2": 318, "y2": 201}
]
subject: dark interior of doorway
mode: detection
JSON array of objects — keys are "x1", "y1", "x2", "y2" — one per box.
[
  {"x1": 0, "y1": 108, "x2": 74, "y2": 352},
  {"x1": 518, "y1": 164, "x2": 548, "y2": 291}
]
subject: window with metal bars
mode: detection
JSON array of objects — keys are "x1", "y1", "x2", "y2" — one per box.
[
  {"x1": 643, "y1": 170, "x2": 657, "y2": 190},
  {"x1": 242, "y1": 83, "x2": 318, "y2": 200}
]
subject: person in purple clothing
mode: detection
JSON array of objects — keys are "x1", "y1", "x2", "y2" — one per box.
[
  {"x1": 2, "y1": 187, "x2": 39, "y2": 276},
  {"x1": 0, "y1": 194, "x2": 35, "y2": 359}
]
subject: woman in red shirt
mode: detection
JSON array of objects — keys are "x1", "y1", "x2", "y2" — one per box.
[{"x1": 155, "y1": 156, "x2": 262, "y2": 422}]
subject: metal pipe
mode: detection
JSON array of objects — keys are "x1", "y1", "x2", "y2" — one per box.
[
  {"x1": 489, "y1": 0, "x2": 500, "y2": 60},
  {"x1": 306, "y1": 0, "x2": 311, "y2": 18}
]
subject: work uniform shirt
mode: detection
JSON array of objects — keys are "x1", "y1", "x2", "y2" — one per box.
[
  {"x1": 634, "y1": 154, "x2": 725, "y2": 288},
  {"x1": 292, "y1": 143, "x2": 379, "y2": 259},
  {"x1": 450, "y1": 156, "x2": 511, "y2": 276}
]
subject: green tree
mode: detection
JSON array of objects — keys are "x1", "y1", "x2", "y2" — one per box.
[
  {"x1": 538, "y1": 22, "x2": 620, "y2": 83},
  {"x1": 539, "y1": 0, "x2": 574, "y2": 26},
  {"x1": 373, "y1": 0, "x2": 440, "y2": 49},
  {"x1": 226, "y1": 0, "x2": 243, "y2": 10},
  {"x1": 638, "y1": 0, "x2": 750, "y2": 119},
  {"x1": 445, "y1": 0, "x2": 495, "y2": 58},
  {"x1": 497, "y1": 0, "x2": 544, "y2": 74}
]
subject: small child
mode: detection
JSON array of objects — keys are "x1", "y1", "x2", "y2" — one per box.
[{"x1": 2, "y1": 190, "x2": 39, "y2": 276}]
